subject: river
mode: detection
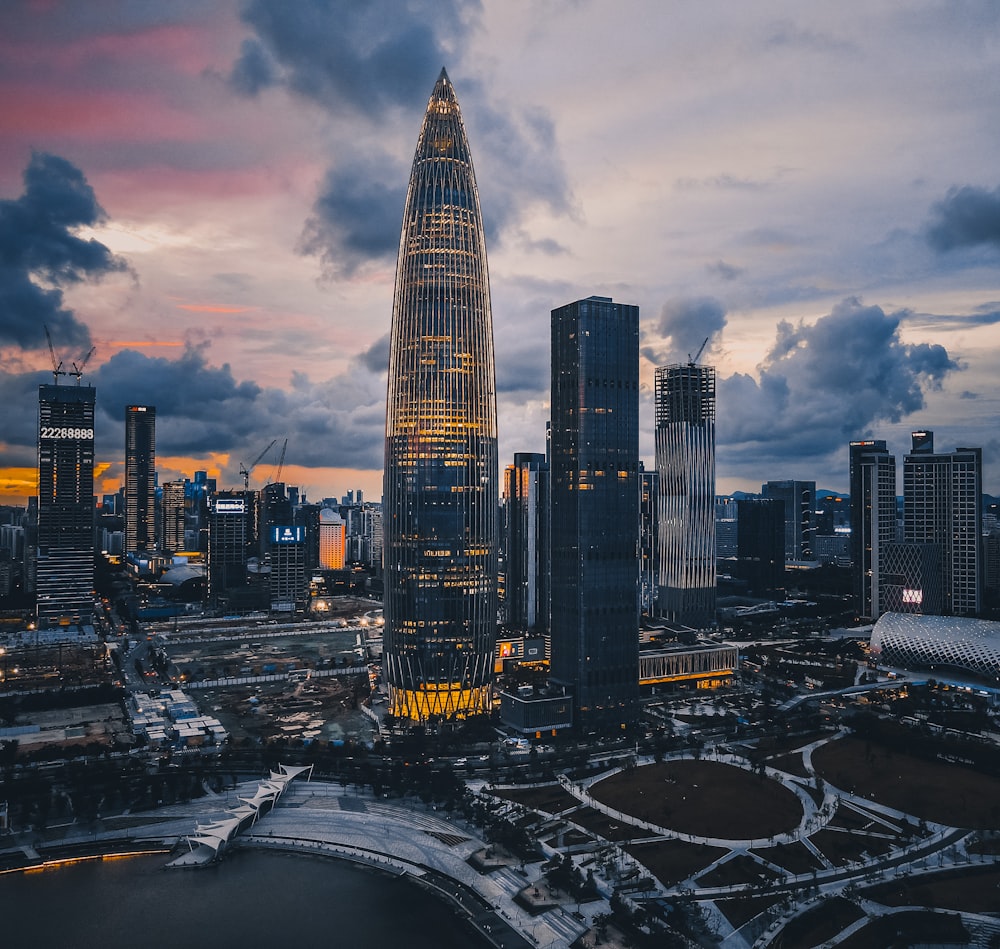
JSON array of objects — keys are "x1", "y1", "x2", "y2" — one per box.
[{"x1": 2, "y1": 849, "x2": 489, "y2": 948}]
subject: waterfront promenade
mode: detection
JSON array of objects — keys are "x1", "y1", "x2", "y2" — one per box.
[{"x1": 1, "y1": 778, "x2": 592, "y2": 949}]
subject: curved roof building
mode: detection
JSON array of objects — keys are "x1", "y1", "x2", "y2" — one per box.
[
  {"x1": 870, "y1": 611, "x2": 1000, "y2": 683},
  {"x1": 383, "y1": 69, "x2": 498, "y2": 722}
]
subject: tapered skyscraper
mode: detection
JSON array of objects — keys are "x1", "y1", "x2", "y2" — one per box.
[{"x1": 383, "y1": 69, "x2": 498, "y2": 722}]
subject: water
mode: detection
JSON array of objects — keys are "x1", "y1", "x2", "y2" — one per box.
[{"x1": 1, "y1": 849, "x2": 488, "y2": 949}]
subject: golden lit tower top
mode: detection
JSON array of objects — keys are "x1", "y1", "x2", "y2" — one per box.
[{"x1": 383, "y1": 69, "x2": 498, "y2": 722}]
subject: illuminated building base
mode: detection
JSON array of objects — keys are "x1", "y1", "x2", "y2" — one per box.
[{"x1": 389, "y1": 683, "x2": 492, "y2": 722}]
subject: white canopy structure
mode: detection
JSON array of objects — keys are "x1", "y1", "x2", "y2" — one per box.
[{"x1": 173, "y1": 763, "x2": 314, "y2": 866}]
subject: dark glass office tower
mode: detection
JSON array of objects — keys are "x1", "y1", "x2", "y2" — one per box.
[
  {"x1": 762, "y1": 479, "x2": 816, "y2": 562},
  {"x1": 383, "y1": 69, "x2": 498, "y2": 722},
  {"x1": 549, "y1": 296, "x2": 640, "y2": 733},
  {"x1": 849, "y1": 439, "x2": 896, "y2": 619},
  {"x1": 208, "y1": 491, "x2": 249, "y2": 606},
  {"x1": 125, "y1": 404, "x2": 156, "y2": 556},
  {"x1": 37, "y1": 384, "x2": 96, "y2": 627}
]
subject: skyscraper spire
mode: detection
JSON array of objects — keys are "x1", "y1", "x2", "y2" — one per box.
[{"x1": 383, "y1": 70, "x2": 498, "y2": 723}]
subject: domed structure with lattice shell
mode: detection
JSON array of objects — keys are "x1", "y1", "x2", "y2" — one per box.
[{"x1": 870, "y1": 611, "x2": 1000, "y2": 682}]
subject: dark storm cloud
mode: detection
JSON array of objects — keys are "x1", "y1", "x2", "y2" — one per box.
[
  {"x1": 90, "y1": 342, "x2": 386, "y2": 477},
  {"x1": 706, "y1": 260, "x2": 745, "y2": 281},
  {"x1": 641, "y1": 297, "x2": 726, "y2": 367},
  {"x1": 95, "y1": 345, "x2": 260, "y2": 425},
  {"x1": 467, "y1": 97, "x2": 574, "y2": 245},
  {"x1": 232, "y1": 0, "x2": 572, "y2": 270},
  {"x1": 926, "y1": 184, "x2": 1000, "y2": 252},
  {"x1": 229, "y1": 38, "x2": 278, "y2": 96},
  {"x1": 0, "y1": 153, "x2": 128, "y2": 349},
  {"x1": 0, "y1": 370, "x2": 49, "y2": 458},
  {"x1": 358, "y1": 333, "x2": 390, "y2": 374},
  {"x1": 232, "y1": 0, "x2": 474, "y2": 116},
  {"x1": 299, "y1": 154, "x2": 407, "y2": 276},
  {"x1": 898, "y1": 301, "x2": 1000, "y2": 330},
  {"x1": 496, "y1": 339, "x2": 550, "y2": 399},
  {"x1": 717, "y1": 297, "x2": 959, "y2": 468}
]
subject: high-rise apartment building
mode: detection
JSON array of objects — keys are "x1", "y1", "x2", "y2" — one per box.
[
  {"x1": 124, "y1": 405, "x2": 156, "y2": 556},
  {"x1": 504, "y1": 452, "x2": 549, "y2": 633},
  {"x1": 655, "y1": 363, "x2": 716, "y2": 627},
  {"x1": 36, "y1": 384, "x2": 96, "y2": 627},
  {"x1": 762, "y1": 479, "x2": 816, "y2": 561},
  {"x1": 902, "y1": 431, "x2": 982, "y2": 616},
  {"x1": 849, "y1": 439, "x2": 897, "y2": 620},
  {"x1": 318, "y1": 508, "x2": 346, "y2": 569},
  {"x1": 383, "y1": 70, "x2": 498, "y2": 722},
  {"x1": 550, "y1": 295, "x2": 640, "y2": 733}
]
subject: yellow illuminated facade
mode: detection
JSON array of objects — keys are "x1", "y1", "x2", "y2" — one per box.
[{"x1": 384, "y1": 69, "x2": 498, "y2": 722}]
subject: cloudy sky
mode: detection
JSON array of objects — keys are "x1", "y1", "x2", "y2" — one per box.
[{"x1": 2, "y1": 0, "x2": 999, "y2": 505}]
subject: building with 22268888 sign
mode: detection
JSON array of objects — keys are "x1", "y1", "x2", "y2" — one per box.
[
  {"x1": 37, "y1": 383, "x2": 96, "y2": 628},
  {"x1": 382, "y1": 69, "x2": 498, "y2": 723}
]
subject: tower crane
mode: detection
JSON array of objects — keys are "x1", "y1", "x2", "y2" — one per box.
[
  {"x1": 43, "y1": 324, "x2": 67, "y2": 384},
  {"x1": 688, "y1": 336, "x2": 710, "y2": 365},
  {"x1": 239, "y1": 439, "x2": 276, "y2": 491},
  {"x1": 269, "y1": 438, "x2": 288, "y2": 485},
  {"x1": 70, "y1": 346, "x2": 96, "y2": 384}
]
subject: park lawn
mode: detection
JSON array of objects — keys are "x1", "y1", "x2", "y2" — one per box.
[
  {"x1": 624, "y1": 838, "x2": 727, "y2": 886},
  {"x1": 836, "y1": 910, "x2": 968, "y2": 949},
  {"x1": 812, "y1": 735, "x2": 1000, "y2": 828},
  {"x1": 865, "y1": 865, "x2": 1000, "y2": 914},
  {"x1": 488, "y1": 783, "x2": 580, "y2": 814},
  {"x1": 590, "y1": 760, "x2": 802, "y2": 840},
  {"x1": 752, "y1": 840, "x2": 825, "y2": 876}
]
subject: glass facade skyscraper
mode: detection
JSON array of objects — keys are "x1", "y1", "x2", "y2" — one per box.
[
  {"x1": 849, "y1": 439, "x2": 896, "y2": 620},
  {"x1": 504, "y1": 452, "x2": 549, "y2": 634},
  {"x1": 37, "y1": 384, "x2": 95, "y2": 627},
  {"x1": 655, "y1": 363, "x2": 716, "y2": 627},
  {"x1": 549, "y1": 296, "x2": 640, "y2": 733},
  {"x1": 383, "y1": 69, "x2": 498, "y2": 722},
  {"x1": 125, "y1": 404, "x2": 156, "y2": 556}
]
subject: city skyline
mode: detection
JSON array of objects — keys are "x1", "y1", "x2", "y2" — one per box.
[{"x1": 2, "y1": 3, "x2": 999, "y2": 504}]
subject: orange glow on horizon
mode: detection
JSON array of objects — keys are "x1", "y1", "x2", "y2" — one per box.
[
  {"x1": 0, "y1": 467, "x2": 37, "y2": 502},
  {"x1": 0, "y1": 460, "x2": 382, "y2": 506}
]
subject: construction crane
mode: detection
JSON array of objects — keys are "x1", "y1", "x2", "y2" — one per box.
[
  {"x1": 688, "y1": 336, "x2": 710, "y2": 365},
  {"x1": 69, "y1": 346, "x2": 96, "y2": 384},
  {"x1": 239, "y1": 439, "x2": 276, "y2": 491},
  {"x1": 268, "y1": 438, "x2": 288, "y2": 485},
  {"x1": 43, "y1": 324, "x2": 67, "y2": 384}
]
